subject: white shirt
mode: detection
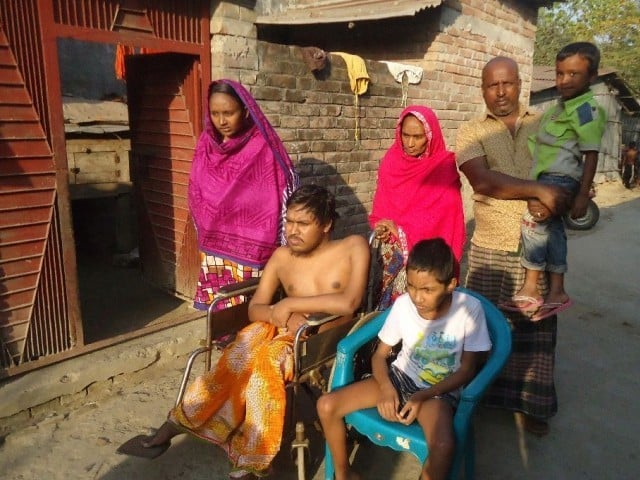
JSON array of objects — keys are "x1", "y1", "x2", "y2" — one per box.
[{"x1": 378, "y1": 290, "x2": 492, "y2": 389}]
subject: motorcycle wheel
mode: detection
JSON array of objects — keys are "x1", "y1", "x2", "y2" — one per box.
[{"x1": 564, "y1": 199, "x2": 599, "y2": 230}]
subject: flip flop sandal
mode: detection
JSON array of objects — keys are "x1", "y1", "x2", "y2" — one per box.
[
  {"x1": 499, "y1": 295, "x2": 543, "y2": 313},
  {"x1": 530, "y1": 299, "x2": 573, "y2": 322}
]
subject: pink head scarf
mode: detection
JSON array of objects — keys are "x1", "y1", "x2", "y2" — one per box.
[
  {"x1": 369, "y1": 105, "x2": 466, "y2": 261},
  {"x1": 188, "y1": 79, "x2": 298, "y2": 267}
]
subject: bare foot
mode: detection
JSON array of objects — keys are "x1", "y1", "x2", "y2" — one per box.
[
  {"x1": 543, "y1": 292, "x2": 570, "y2": 306},
  {"x1": 335, "y1": 471, "x2": 362, "y2": 480},
  {"x1": 142, "y1": 421, "x2": 180, "y2": 448}
]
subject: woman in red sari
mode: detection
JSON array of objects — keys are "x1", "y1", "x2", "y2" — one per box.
[{"x1": 370, "y1": 105, "x2": 465, "y2": 309}]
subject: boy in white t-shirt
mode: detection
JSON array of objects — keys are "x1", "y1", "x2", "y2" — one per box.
[{"x1": 317, "y1": 238, "x2": 492, "y2": 480}]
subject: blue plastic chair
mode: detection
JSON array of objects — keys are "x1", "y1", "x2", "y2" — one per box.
[{"x1": 324, "y1": 287, "x2": 512, "y2": 480}]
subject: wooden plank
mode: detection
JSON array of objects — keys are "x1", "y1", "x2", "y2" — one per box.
[
  {"x1": 0, "y1": 85, "x2": 31, "y2": 104},
  {"x1": 1, "y1": 207, "x2": 51, "y2": 226},
  {"x1": 135, "y1": 120, "x2": 193, "y2": 136},
  {"x1": 0, "y1": 104, "x2": 38, "y2": 121},
  {"x1": 1, "y1": 273, "x2": 39, "y2": 294},
  {"x1": 0, "y1": 141, "x2": 53, "y2": 159},
  {"x1": 0, "y1": 189, "x2": 55, "y2": 209},
  {"x1": 1, "y1": 174, "x2": 57, "y2": 192},
  {"x1": 0, "y1": 305, "x2": 31, "y2": 330},
  {"x1": 131, "y1": 145, "x2": 194, "y2": 161},
  {"x1": 0, "y1": 64, "x2": 24, "y2": 85},
  {"x1": 0, "y1": 239, "x2": 46, "y2": 260},
  {"x1": 0, "y1": 256, "x2": 43, "y2": 277}
]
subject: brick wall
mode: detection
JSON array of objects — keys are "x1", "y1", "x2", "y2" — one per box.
[{"x1": 208, "y1": 0, "x2": 540, "y2": 235}]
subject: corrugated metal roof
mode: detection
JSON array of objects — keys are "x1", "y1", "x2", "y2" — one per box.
[{"x1": 256, "y1": 0, "x2": 443, "y2": 25}]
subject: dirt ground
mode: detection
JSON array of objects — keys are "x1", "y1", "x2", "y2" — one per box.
[{"x1": 0, "y1": 181, "x2": 639, "y2": 480}]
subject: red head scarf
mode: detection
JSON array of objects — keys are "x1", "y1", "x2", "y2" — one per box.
[{"x1": 369, "y1": 105, "x2": 466, "y2": 261}]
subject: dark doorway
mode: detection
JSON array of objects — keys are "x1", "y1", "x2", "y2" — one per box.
[{"x1": 59, "y1": 40, "x2": 200, "y2": 344}]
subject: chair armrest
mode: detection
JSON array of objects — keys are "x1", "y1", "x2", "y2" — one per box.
[
  {"x1": 460, "y1": 347, "x2": 509, "y2": 402},
  {"x1": 330, "y1": 309, "x2": 390, "y2": 390},
  {"x1": 455, "y1": 287, "x2": 512, "y2": 403}
]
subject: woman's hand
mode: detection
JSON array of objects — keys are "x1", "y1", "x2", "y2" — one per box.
[{"x1": 374, "y1": 219, "x2": 399, "y2": 242}]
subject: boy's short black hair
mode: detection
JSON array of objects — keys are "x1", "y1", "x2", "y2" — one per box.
[
  {"x1": 406, "y1": 237, "x2": 456, "y2": 285},
  {"x1": 557, "y1": 42, "x2": 600, "y2": 76},
  {"x1": 286, "y1": 184, "x2": 339, "y2": 229},
  {"x1": 630, "y1": 141, "x2": 637, "y2": 149}
]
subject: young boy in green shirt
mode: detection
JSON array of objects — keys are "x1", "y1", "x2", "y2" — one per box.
[{"x1": 501, "y1": 42, "x2": 606, "y2": 321}]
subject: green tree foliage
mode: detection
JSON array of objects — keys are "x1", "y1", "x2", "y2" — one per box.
[{"x1": 534, "y1": 0, "x2": 640, "y2": 92}]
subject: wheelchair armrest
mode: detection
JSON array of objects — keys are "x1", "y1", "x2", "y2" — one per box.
[
  {"x1": 330, "y1": 309, "x2": 390, "y2": 390},
  {"x1": 215, "y1": 277, "x2": 260, "y2": 297},
  {"x1": 305, "y1": 312, "x2": 342, "y2": 327}
]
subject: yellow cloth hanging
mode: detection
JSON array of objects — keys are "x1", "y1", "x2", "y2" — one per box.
[
  {"x1": 332, "y1": 52, "x2": 370, "y2": 95},
  {"x1": 332, "y1": 52, "x2": 370, "y2": 142}
]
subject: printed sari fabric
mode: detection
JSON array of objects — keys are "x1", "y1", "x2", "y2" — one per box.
[
  {"x1": 170, "y1": 321, "x2": 294, "y2": 476},
  {"x1": 372, "y1": 236, "x2": 407, "y2": 311},
  {"x1": 193, "y1": 253, "x2": 261, "y2": 311},
  {"x1": 369, "y1": 105, "x2": 466, "y2": 262},
  {"x1": 188, "y1": 79, "x2": 298, "y2": 310}
]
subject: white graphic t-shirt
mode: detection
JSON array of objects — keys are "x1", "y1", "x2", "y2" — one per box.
[{"x1": 378, "y1": 290, "x2": 492, "y2": 392}]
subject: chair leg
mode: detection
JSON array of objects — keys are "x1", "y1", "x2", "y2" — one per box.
[
  {"x1": 465, "y1": 423, "x2": 475, "y2": 480},
  {"x1": 291, "y1": 421, "x2": 309, "y2": 480}
]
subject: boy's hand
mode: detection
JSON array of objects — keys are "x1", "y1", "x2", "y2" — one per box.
[
  {"x1": 376, "y1": 384, "x2": 400, "y2": 422},
  {"x1": 570, "y1": 192, "x2": 590, "y2": 219},
  {"x1": 397, "y1": 398, "x2": 422, "y2": 425}
]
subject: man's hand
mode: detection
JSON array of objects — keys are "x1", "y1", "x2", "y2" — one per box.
[
  {"x1": 536, "y1": 183, "x2": 571, "y2": 215},
  {"x1": 269, "y1": 299, "x2": 292, "y2": 328},
  {"x1": 285, "y1": 313, "x2": 308, "y2": 334},
  {"x1": 527, "y1": 199, "x2": 552, "y2": 222},
  {"x1": 376, "y1": 384, "x2": 400, "y2": 422}
]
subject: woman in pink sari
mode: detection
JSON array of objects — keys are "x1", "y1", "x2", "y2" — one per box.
[
  {"x1": 123, "y1": 81, "x2": 299, "y2": 477},
  {"x1": 189, "y1": 79, "x2": 298, "y2": 310},
  {"x1": 370, "y1": 105, "x2": 465, "y2": 309}
]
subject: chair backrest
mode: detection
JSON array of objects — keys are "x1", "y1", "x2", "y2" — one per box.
[{"x1": 454, "y1": 287, "x2": 512, "y2": 403}]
